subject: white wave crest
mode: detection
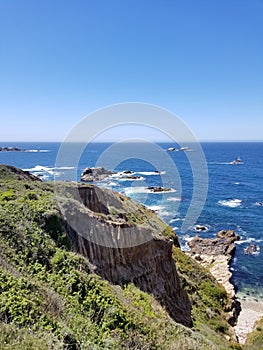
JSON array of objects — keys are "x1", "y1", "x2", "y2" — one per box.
[
  {"x1": 23, "y1": 165, "x2": 75, "y2": 172},
  {"x1": 193, "y1": 224, "x2": 210, "y2": 232},
  {"x1": 146, "y1": 205, "x2": 172, "y2": 219},
  {"x1": 236, "y1": 237, "x2": 263, "y2": 245},
  {"x1": 136, "y1": 171, "x2": 166, "y2": 175},
  {"x1": 167, "y1": 197, "x2": 181, "y2": 202},
  {"x1": 113, "y1": 170, "x2": 166, "y2": 177},
  {"x1": 147, "y1": 205, "x2": 164, "y2": 211},
  {"x1": 25, "y1": 149, "x2": 50, "y2": 153},
  {"x1": 118, "y1": 176, "x2": 145, "y2": 181},
  {"x1": 107, "y1": 182, "x2": 118, "y2": 187},
  {"x1": 218, "y1": 199, "x2": 242, "y2": 208},
  {"x1": 169, "y1": 218, "x2": 184, "y2": 223},
  {"x1": 23, "y1": 165, "x2": 75, "y2": 178}
]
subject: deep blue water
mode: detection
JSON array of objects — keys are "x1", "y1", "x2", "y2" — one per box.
[{"x1": 0, "y1": 141, "x2": 263, "y2": 298}]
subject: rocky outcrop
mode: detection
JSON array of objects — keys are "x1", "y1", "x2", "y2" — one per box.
[
  {"x1": 0, "y1": 164, "x2": 41, "y2": 182},
  {"x1": 147, "y1": 186, "x2": 172, "y2": 193},
  {"x1": 81, "y1": 167, "x2": 114, "y2": 182},
  {"x1": 0, "y1": 147, "x2": 23, "y2": 152},
  {"x1": 244, "y1": 243, "x2": 260, "y2": 255},
  {"x1": 187, "y1": 230, "x2": 241, "y2": 326},
  {"x1": 58, "y1": 183, "x2": 192, "y2": 327}
]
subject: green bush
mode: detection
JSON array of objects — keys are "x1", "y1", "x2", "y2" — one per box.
[{"x1": 0, "y1": 166, "x2": 243, "y2": 349}]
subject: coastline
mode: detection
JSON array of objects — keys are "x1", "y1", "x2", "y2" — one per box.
[
  {"x1": 234, "y1": 293, "x2": 263, "y2": 344},
  {"x1": 186, "y1": 231, "x2": 263, "y2": 344}
]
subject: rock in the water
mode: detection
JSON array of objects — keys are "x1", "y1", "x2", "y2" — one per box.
[
  {"x1": 81, "y1": 167, "x2": 114, "y2": 182},
  {"x1": 244, "y1": 243, "x2": 260, "y2": 255},
  {"x1": 120, "y1": 175, "x2": 142, "y2": 180},
  {"x1": 194, "y1": 225, "x2": 208, "y2": 232},
  {"x1": 148, "y1": 186, "x2": 172, "y2": 193},
  {"x1": 0, "y1": 146, "x2": 23, "y2": 152}
]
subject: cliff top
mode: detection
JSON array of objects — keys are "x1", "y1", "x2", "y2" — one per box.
[{"x1": 0, "y1": 164, "x2": 254, "y2": 349}]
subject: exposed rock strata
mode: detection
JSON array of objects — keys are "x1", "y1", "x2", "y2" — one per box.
[
  {"x1": 187, "y1": 230, "x2": 241, "y2": 326},
  {"x1": 58, "y1": 184, "x2": 192, "y2": 327}
]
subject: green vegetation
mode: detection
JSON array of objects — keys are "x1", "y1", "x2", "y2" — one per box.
[
  {"x1": 173, "y1": 247, "x2": 242, "y2": 349},
  {"x1": 244, "y1": 317, "x2": 263, "y2": 350},
  {"x1": 0, "y1": 165, "x2": 246, "y2": 349}
]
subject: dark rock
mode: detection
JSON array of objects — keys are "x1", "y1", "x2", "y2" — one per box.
[
  {"x1": 121, "y1": 175, "x2": 141, "y2": 180},
  {"x1": 244, "y1": 244, "x2": 260, "y2": 255},
  {"x1": 0, "y1": 146, "x2": 24, "y2": 152},
  {"x1": 0, "y1": 164, "x2": 42, "y2": 182},
  {"x1": 81, "y1": 167, "x2": 114, "y2": 182},
  {"x1": 194, "y1": 225, "x2": 208, "y2": 232},
  {"x1": 148, "y1": 186, "x2": 172, "y2": 193}
]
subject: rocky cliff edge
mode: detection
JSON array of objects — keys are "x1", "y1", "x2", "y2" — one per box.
[{"x1": 56, "y1": 183, "x2": 192, "y2": 327}]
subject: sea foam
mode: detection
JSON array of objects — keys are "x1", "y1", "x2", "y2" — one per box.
[{"x1": 218, "y1": 199, "x2": 242, "y2": 208}]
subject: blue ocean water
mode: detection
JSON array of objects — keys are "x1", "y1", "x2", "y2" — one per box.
[{"x1": 0, "y1": 141, "x2": 263, "y2": 298}]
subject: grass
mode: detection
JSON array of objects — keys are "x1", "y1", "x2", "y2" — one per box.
[
  {"x1": 244, "y1": 317, "x2": 263, "y2": 350},
  {"x1": 0, "y1": 164, "x2": 248, "y2": 349}
]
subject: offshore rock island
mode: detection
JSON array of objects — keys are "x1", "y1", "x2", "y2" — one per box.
[
  {"x1": 0, "y1": 164, "x2": 262, "y2": 349},
  {"x1": 81, "y1": 167, "x2": 115, "y2": 182}
]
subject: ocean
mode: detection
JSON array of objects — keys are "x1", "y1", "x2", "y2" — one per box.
[{"x1": 0, "y1": 141, "x2": 263, "y2": 299}]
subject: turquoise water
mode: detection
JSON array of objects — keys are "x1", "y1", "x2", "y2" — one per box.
[{"x1": 0, "y1": 141, "x2": 263, "y2": 297}]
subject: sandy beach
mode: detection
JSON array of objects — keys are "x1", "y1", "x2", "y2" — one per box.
[{"x1": 234, "y1": 294, "x2": 263, "y2": 344}]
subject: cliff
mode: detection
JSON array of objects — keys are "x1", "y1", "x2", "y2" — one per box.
[
  {"x1": 0, "y1": 165, "x2": 244, "y2": 349},
  {"x1": 59, "y1": 184, "x2": 191, "y2": 326}
]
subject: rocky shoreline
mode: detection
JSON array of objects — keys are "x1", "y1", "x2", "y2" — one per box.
[
  {"x1": 187, "y1": 229, "x2": 263, "y2": 343},
  {"x1": 234, "y1": 295, "x2": 263, "y2": 344},
  {"x1": 187, "y1": 230, "x2": 241, "y2": 327}
]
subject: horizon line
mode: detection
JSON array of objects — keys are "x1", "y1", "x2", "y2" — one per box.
[{"x1": 1, "y1": 140, "x2": 263, "y2": 143}]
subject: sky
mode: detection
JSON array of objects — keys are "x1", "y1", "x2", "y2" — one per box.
[{"x1": 0, "y1": 0, "x2": 263, "y2": 142}]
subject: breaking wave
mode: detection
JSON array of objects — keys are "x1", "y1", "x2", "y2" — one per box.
[{"x1": 218, "y1": 199, "x2": 242, "y2": 208}]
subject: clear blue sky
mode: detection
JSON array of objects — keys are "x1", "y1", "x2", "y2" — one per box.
[{"x1": 1, "y1": 0, "x2": 262, "y2": 141}]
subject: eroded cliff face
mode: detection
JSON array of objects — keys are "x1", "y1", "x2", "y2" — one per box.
[{"x1": 58, "y1": 183, "x2": 192, "y2": 327}]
